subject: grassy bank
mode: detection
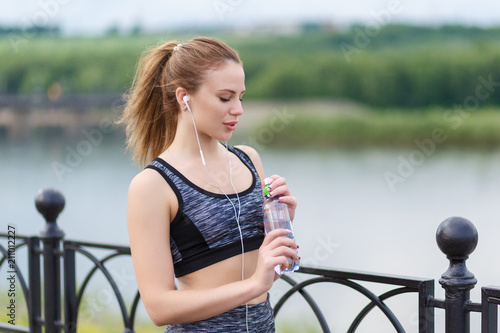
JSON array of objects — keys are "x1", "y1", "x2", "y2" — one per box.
[{"x1": 251, "y1": 106, "x2": 500, "y2": 149}]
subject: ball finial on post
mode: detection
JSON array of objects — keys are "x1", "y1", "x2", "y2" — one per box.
[
  {"x1": 436, "y1": 216, "x2": 478, "y2": 259},
  {"x1": 35, "y1": 187, "x2": 65, "y2": 238},
  {"x1": 436, "y1": 216, "x2": 478, "y2": 333},
  {"x1": 35, "y1": 187, "x2": 65, "y2": 332}
]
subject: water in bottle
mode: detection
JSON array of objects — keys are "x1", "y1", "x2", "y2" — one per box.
[{"x1": 262, "y1": 181, "x2": 299, "y2": 274}]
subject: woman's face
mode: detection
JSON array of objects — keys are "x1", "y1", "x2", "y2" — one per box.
[{"x1": 189, "y1": 61, "x2": 245, "y2": 142}]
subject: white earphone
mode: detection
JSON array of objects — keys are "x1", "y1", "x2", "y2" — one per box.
[{"x1": 183, "y1": 95, "x2": 190, "y2": 111}]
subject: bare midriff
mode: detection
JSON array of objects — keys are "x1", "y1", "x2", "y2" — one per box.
[{"x1": 177, "y1": 249, "x2": 268, "y2": 305}]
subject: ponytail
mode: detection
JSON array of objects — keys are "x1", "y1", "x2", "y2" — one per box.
[{"x1": 120, "y1": 41, "x2": 178, "y2": 167}]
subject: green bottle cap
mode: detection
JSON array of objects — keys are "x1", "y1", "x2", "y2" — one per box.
[{"x1": 263, "y1": 183, "x2": 271, "y2": 198}]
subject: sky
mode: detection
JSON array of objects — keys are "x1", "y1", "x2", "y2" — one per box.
[{"x1": 1, "y1": 0, "x2": 500, "y2": 35}]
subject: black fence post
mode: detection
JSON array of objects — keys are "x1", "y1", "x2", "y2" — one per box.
[
  {"x1": 436, "y1": 216, "x2": 478, "y2": 333},
  {"x1": 418, "y1": 279, "x2": 435, "y2": 333},
  {"x1": 35, "y1": 188, "x2": 65, "y2": 333},
  {"x1": 64, "y1": 244, "x2": 77, "y2": 333},
  {"x1": 27, "y1": 236, "x2": 42, "y2": 333}
]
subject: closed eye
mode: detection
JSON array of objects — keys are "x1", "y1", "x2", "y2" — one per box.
[{"x1": 220, "y1": 97, "x2": 230, "y2": 102}]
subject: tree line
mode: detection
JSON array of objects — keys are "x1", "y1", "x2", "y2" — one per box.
[{"x1": 1, "y1": 24, "x2": 500, "y2": 108}]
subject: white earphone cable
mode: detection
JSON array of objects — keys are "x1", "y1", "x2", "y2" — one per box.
[
  {"x1": 185, "y1": 99, "x2": 249, "y2": 333},
  {"x1": 226, "y1": 141, "x2": 249, "y2": 333}
]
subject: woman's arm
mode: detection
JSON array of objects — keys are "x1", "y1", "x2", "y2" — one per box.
[{"x1": 127, "y1": 169, "x2": 298, "y2": 326}]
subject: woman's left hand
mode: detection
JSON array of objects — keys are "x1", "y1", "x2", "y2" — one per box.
[{"x1": 263, "y1": 175, "x2": 297, "y2": 221}]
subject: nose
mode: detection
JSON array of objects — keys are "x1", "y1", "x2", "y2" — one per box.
[{"x1": 230, "y1": 100, "x2": 244, "y2": 117}]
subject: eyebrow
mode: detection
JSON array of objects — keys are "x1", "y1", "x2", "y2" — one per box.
[{"x1": 217, "y1": 89, "x2": 246, "y2": 94}]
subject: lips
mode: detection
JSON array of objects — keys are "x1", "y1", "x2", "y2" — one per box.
[{"x1": 224, "y1": 121, "x2": 238, "y2": 131}]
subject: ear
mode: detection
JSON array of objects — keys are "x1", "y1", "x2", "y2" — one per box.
[{"x1": 175, "y1": 87, "x2": 189, "y2": 109}]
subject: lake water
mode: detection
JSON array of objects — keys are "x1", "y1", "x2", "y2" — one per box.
[{"x1": 1, "y1": 137, "x2": 500, "y2": 332}]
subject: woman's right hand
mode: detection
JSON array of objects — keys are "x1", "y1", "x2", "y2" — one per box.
[{"x1": 251, "y1": 229, "x2": 300, "y2": 292}]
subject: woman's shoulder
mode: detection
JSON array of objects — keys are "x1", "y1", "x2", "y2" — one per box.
[
  {"x1": 234, "y1": 145, "x2": 265, "y2": 178},
  {"x1": 234, "y1": 144, "x2": 258, "y2": 157},
  {"x1": 128, "y1": 167, "x2": 173, "y2": 200}
]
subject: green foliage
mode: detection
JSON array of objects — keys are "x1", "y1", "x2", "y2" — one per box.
[
  {"x1": 259, "y1": 107, "x2": 500, "y2": 149},
  {"x1": 1, "y1": 25, "x2": 500, "y2": 108},
  {"x1": 276, "y1": 316, "x2": 322, "y2": 333},
  {"x1": 77, "y1": 318, "x2": 161, "y2": 333}
]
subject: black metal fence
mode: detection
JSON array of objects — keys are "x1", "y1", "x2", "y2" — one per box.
[{"x1": 1, "y1": 187, "x2": 499, "y2": 332}]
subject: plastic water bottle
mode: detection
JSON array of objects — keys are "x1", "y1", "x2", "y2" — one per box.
[{"x1": 262, "y1": 181, "x2": 299, "y2": 274}]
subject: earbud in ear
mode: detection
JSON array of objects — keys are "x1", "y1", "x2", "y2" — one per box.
[
  {"x1": 182, "y1": 95, "x2": 190, "y2": 111},
  {"x1": 183, "y1": 95, "x2": 192, "y2": 113}
]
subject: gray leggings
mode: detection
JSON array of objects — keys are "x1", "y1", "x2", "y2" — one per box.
[{"x1": 165, "y1": 298, "x2": 275, "y2": 333}]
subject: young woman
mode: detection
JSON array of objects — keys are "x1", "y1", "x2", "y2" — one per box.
[{"x1": 120, "y1": 37, "x2": 298, "y2": 332}]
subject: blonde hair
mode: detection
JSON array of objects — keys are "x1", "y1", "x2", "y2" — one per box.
[{"x1": 119, "y1": 37, "x2": 241, "y2": 167}]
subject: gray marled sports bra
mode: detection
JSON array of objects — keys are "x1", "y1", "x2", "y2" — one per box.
[{"x1": 146, "y1": 145, "x2": 265, "y2": 277}]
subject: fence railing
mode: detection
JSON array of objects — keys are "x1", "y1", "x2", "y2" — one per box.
[{"x1": 1, "y1": 187, "x2": 499, "y2": 332}]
